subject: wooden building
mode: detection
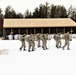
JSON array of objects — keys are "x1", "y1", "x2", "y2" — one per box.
[{"x1": 3, "y1": 18, "x2": 76, "y2": 37}]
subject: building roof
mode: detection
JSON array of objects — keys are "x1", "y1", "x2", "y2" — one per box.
[{"x1": 3, "y1": 18, "x2": 76, "y2": 28}]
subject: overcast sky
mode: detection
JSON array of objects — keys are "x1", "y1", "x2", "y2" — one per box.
[{"x1": 0, "y1": 0, "x2": 76, "y2": 14}]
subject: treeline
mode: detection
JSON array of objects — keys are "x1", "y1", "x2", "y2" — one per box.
[{"x1": 0, "y1": 2, "x2": 76, "y2": 22}]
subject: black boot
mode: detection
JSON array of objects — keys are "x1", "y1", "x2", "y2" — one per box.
[
  {"x1": 59, "y1": 46, "x2": 61, "y2": 48},
  {"x1": 46, "y1": 48, "x2": 48, "y2": 49},
  {"x1": 32, "y1": 49, "x2": 34, "y2": 51},
  {"x1": 28, "y1": 50, "x2": 31, "y2": 52},
  {"x1": 43, "y1": 48, "x2": 45, "y2": 50},
  {"x1": 56, "y1": 46, "x2": 59, "y2": 48},
  {"x1": 20, "y1": 47, "x2": 22, "y2": 51},
  {"x1": 67, "y1": 48, "x2": 70, "y2": 50},
  {"x1": 38, "y1": 45, "x2": 41, "y2": 47},
  {"x1": 56, "y1": 45, "x2": 58, "y2": 48},
  {"x1": 24, "y1": 49, "x2": 26, "y2": 51}
]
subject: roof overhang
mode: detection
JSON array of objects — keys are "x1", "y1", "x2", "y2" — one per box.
[{"x1": 3, "y1": 18, "x2": 76, "y2": 28}]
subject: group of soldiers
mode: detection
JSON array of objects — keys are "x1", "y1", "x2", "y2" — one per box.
[
  {"x1": 20, "y1": 31, "x2": 71, "y2": 52},
  {"x1": 54, "y1": 32, "x2": 71, "y2": 50},
  {"x1": 20, "y1": 33, "x2": 48, "y2": 52}
]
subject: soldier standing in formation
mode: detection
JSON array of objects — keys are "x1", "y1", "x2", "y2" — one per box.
[
  {"x1": 54, "y1": 33, "x2": 61, "y2": 48},
  {"x1": 36, "y1": 33, "x2": 41, "y2": 47},
  {"x1": 62, "y1": 32, "x2": 71, "y2": 50},
  {"x1": 20, "y1": 34, "x2": 26, "y2": 51},
  {"x1": 41, "y1": 33, "x2": 48, "y2": 50},
  {"x1": 28, "y1": 34, "x2": 35, "y2": 52},
  {"x1": 56, "y1": 33, "x2": 61, "y2": 48},
  {"x1": 53, "y1": 33, "x2": 57, "y2": 47}
]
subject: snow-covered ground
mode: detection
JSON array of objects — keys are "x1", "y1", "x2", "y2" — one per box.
[{"x1": 0, "y1": 38, "x2": 76, "y2": 75}]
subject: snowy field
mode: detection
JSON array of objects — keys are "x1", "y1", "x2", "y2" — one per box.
[{"x1": 0, "y1": 38, "x2": 76, "y2": 75}]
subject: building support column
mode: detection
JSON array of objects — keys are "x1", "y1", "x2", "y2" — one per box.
[
  {"x1": 41, "y1": 28, "x2": 43, "y2": 34},
  {"x1": 63, "y1": 27, "x2": 65, "y2": 33},
  {"x1": 11, "y1": 28, "x2": 13, "y2": 32},
  {"x1": 18, "y1": 29, "x2": 20, "y2": 34},
  {"x1": 26, "y1": 29, "x2": 28, "y2": 35},
  {"x1": 10, "y1": 28, "x2": 13, "y2": 35},
  {"x1": 70, "y1": 27, "x2": 73, "y2": 39},
  {"x1": 62, "y1": 27, "x2": 65, "y2": 39},
  {"x1": 49, "y1": 28, "x2": 51, "y2": 40},
  {"x1": 49, "y1": 28, "x2": 50, "y2": 34},
  {"x1": 10, "y1": 28, "x2": 14, "y2": 40},
  {"x1": 56, "y1": 28, "x2": 58, "y2": 33},
  {"x1": 18, "y1": 29, "x2": 20, "y2": 40},
  {"x1": 3, "y1": 28, "x2": 6, "y2": 38},
  {"x1": 34, "y1": 29, "x2": 36, "y2": 34}
]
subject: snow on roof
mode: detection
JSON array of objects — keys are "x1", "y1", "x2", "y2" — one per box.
[{"x1": 3, "y1": 18, "x2": 76, "y2": 28}]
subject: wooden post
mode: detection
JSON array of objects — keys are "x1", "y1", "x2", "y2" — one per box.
[
  {"x1": 49, "y1": 28, "x2": 50, "y2": 34},
  {"x1": 18, "y1": 29, "x2": 20, "y2": 34},
  {"x1": 49, "y1": 28, "x2": 51, "y2": 40},
  {"x1": 34, "y1": 29, "x2": 36, "y2": 34},
  {"x1": 3, "y1": 28, "x2": 5, "y2": 38},
  {"x1": 18, "y1": 29, "x2": 20, "y2": 40},
  {"x1": 11, "y1": 29, "x2": 13, "y2": 33},
  {"x1": 26, "y1": 29, "x2": 28, "y2": 34},
  {"x1": 10, "y1": 29, "x2": 13, "y2": 35},
  {"x1": 56, "y1": 28, "x2": 58, "y2": 33},
  {"x1": 41, "y1": 28, "x2": 43, "y2": 34},
  {"x1": 70, "y1": 28, "x2": 73, "y2": 39},
  {"x1": 62, "y1": 27, "x2": 65, "y2": 39},
  {"x1": 64, "y1": 27, "x2": 65, "y2": 33}
]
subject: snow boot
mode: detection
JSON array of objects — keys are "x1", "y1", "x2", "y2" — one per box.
[
  {"x1": 20, "y1": 48, "x2": 22, "y2": 51},
  {"x1": 28, "y1": 50, "x2": 31, "y2": 52},
  {"x1": 43, "y1": 48, "x2": 46, "y2": 50},
  {"x1": 67, "y1": 48, "x2": 70, "y2": 50},
  {"x1": 24, "y1": 49, "x2": 26, "y2": 51},
  {"x1": 59, "y1": 46, "x2": 61, "y2": 48},
  {"x1": 46, "y1": 48, "x2": 48, "y2": 49},
  {"x1": 56, "y1": 46, "x2": 58, "y2": 48},
  {"x1": 32, "y1": 49, "x2": 34, "y2": 51},
  {"x1": 38, "y1": 45, "x2": 41, "y2": 47}
]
